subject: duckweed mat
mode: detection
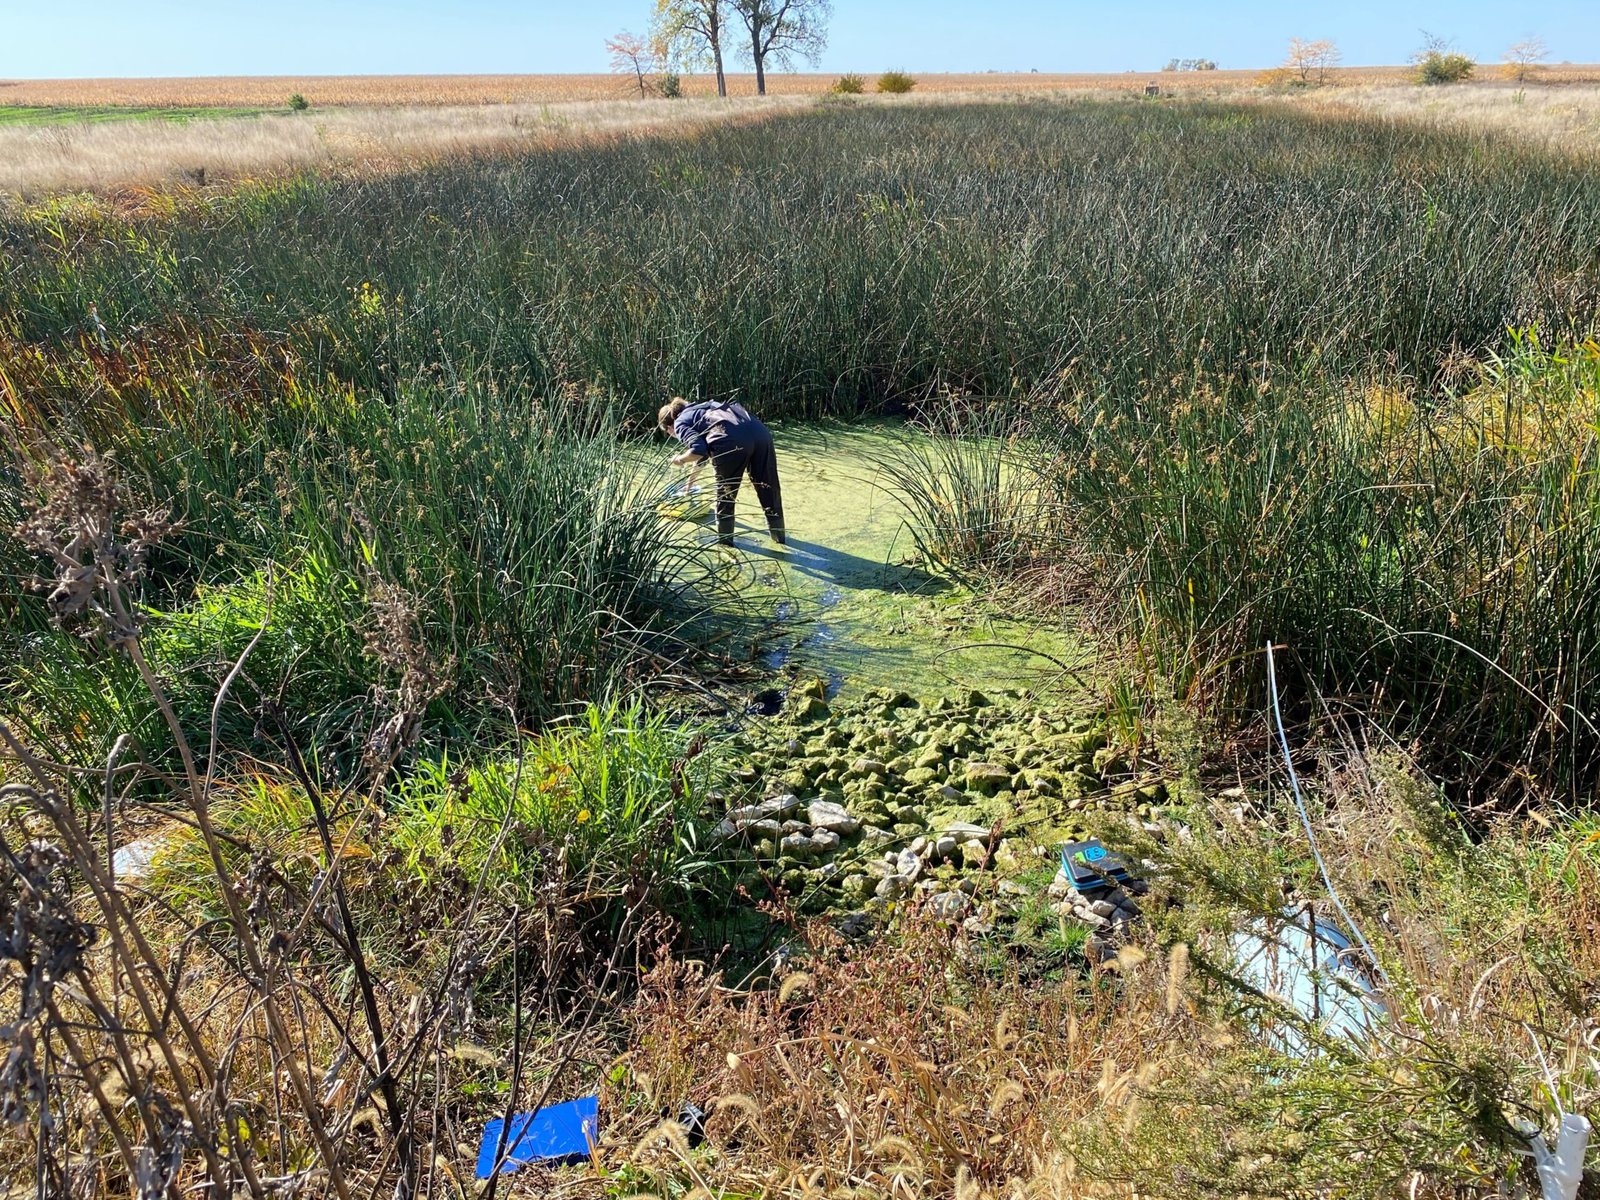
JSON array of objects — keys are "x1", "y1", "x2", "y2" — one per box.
[{"x1": 679, "y1": 422, "x2": 1090, "y2": 703}]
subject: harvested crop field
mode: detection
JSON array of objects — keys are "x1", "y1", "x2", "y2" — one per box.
[{"x1": 0, "y1": 67, "x2": 1431, "y2": 107}]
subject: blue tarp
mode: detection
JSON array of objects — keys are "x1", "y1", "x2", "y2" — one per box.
[
  {"x1": 1230, "y1": 908, "x2": 1386, "y2": 1056},
  {"x1": 474, "y1": 1095, "x2": 599, "y2": 1179}
]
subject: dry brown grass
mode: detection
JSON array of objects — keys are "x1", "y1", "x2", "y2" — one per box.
[
  {"x1": 7, "y1": 68, "x2": 1600, "y2": 202},
  {"x1": 0, "y1": 96, "x2": 801, "y2": 198},
  {"x1": 607, "y1": 920, "x2": 1197, "y2": 1200},
  {"x1": 1295, "y1": 80, "x2": 1600, "y2": 155}
]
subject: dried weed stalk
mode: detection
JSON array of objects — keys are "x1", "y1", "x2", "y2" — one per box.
[{"x1": 0, "y1": 452, "x2": 567, "y2": 1198}]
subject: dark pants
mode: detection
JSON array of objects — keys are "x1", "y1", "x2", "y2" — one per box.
[{"x1": 708, "y1": 422, "x2": 785, "y2": 545}]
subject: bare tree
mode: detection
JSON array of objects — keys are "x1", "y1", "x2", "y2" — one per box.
[
  {"x1": 655, "y1": 0, "x2": 732, "y2": 98},
  {"x1": 732, "y1": 0, "x2": 832, "y2": 96},
  {"x1": 607, "y1": 30, "x2": 660, "y2": 98},
  {"x1": 1410, "y1": 29, "x2": 1453, "y2": 62},
  {"x1": 1284, "y1": 37, "x2": 1342, "y2": 85},
  {"x1": 1503, "y1": 35, "x2": 1549, "y2": 82}
]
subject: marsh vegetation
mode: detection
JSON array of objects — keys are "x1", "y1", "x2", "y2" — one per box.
[{"x1": 1, "y1": 99, "x2": 1597, "y2": 1198}]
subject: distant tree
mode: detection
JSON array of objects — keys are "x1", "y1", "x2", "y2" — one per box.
[
  {"x1": 607, "y1": 30, "x2": 660, "y2": 98},
  {"x1": 655, "y1": 0, "x2": 732, "y2": 98},
  {"x1": 1502, "y1": 35, "x2": 1549, "y2": 82},
  {"x1": 1164, "y1": 57, "x2": 1218, "y2": 72},
  {"x1": 1411, "y1": 31, "x2": 1474, "y2": 85},
  {"x1": 1411, "y1": 29, "x2": 1451, "y2": 60},
  {"x1": 1415, "y1": 51, "x2": 1475, "y2": 85},
  {"x1": 1284, "y1": 37, "x2": 1341, "y2": 85},
  {"x1": 731, "y1": 0, "x2": 832, "y2": 96}
]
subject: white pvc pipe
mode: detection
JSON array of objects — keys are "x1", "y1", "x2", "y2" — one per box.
[{"x1": 1526, "y1": 1113, "x2": 1590, "y2": 1200}]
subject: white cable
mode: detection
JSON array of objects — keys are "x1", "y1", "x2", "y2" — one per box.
[
  {"x1": 1264, "y1": 640, "x2": 1390, "y2": 990},
  {"x1": 1527, "y1": 1024, "x2": 1567, "y2": 1119}
]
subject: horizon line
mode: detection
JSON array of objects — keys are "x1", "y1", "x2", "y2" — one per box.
[{"x1": 6, "y1": 63, "x2": 1596, "y2": 84}]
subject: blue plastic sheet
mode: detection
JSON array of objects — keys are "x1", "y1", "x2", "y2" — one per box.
[
  {"x1": 1230, "y1": 908, "x2": 1386, "y2": 1057},
  {"x1": 474, "y1": 1095, "x2": 599, "y2": 1179}
]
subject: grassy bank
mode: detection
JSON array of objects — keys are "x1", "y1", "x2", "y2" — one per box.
[
  {"x1": 2, "y1": 387, "x2": 710, "y2": 774},
  {"x1": 888, "y1": 331, "x2": 1600, "y2": 806},
  {"x1": 43, "y1": 95, "x2": 1600, "y2": 758}
]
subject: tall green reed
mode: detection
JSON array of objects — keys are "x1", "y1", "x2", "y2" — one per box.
[
  {"x1": 2, "y1": 379, "x2": 707, "y2": 768},
  {"x1": 6, "y1": 100, "x2": 1600, "y2": 422},
  {"x1": 890, "y1": 336, "x2": 1600, "y2": 804},
  {"x1": 878, "y1": 398, "x2": 1045, "y2": 576}
]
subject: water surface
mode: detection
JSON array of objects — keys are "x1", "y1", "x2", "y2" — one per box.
[{"x1": 670, "y1": 422, "x2": 1088, "y2": 701}]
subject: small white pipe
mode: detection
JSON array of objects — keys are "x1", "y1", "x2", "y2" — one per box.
[{"x1": 1525, "y1": 1113, "x2": 1590, "y2": 1200}]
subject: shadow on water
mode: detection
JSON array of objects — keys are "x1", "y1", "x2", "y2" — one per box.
[{"x1": 744, "y1": 538, "x2": 948, "y2": 597}]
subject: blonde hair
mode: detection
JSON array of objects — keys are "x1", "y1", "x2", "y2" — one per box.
[{"x1": 657, "y1": 396, "x2": 690, "y2": 435}]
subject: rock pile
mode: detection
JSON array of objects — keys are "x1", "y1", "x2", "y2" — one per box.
[
  {"x1": 1048, "y1": 865, "x2": 1149, "y2": 963},
  {"x1": 713, "y1": 683, "x2": 1168, "y2": 941}
]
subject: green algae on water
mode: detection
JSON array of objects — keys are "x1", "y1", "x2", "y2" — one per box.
[{"x1": 672, "y1": 422, "x2": 1091, "y2": 701}]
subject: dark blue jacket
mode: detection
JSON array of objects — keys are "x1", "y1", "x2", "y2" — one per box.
[{"x1": 672, "y1": 401, "x2": 757, "y2": 458}]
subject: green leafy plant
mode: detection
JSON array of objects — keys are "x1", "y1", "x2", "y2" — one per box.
[
  {"x1": 287, "y1": 92, "x2": 310, "y2": 111},
  {"x1": 832, "y1": 72, "x2": 866, "y2": 94},
  {"x1": 1416, "y1": 51, "x2": 1475, "y2": 85},
  {"x1": 876, "y1": 70, "x2": 916, "y2": 94},
  {"x1": 390, "y1": 701, "x2": 721, "y2": 911}
]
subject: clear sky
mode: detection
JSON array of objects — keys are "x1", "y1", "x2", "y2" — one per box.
[{"x1": 4, "y1": 0, "x2": 1596, "y2": 79}]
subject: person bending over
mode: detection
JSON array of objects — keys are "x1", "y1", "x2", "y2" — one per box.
[{"x1": 658, "y1": 397, "x2": 786, "y2": 547}]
